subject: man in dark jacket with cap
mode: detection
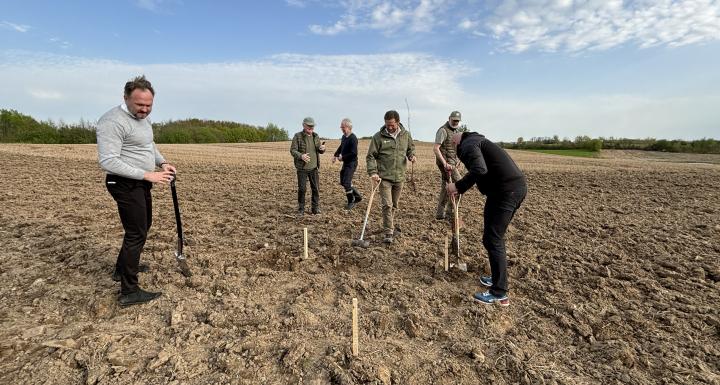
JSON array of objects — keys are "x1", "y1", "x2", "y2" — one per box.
[
  {"x1": 447, "y1": 131, "x2": 526, "y2": 306},
  {"x1": 290, "y1": 117, "x2": 326, "y2": 215}
]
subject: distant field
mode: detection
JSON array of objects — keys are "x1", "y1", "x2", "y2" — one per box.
[{"x1": 523, "y1": 149, "x2": 599, "y2": 158}]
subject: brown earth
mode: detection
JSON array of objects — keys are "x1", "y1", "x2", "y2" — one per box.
[{"x1": 0, "y1": 142, "x2": 718, "y2": 385}]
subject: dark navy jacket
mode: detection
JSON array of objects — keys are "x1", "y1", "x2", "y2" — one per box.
[{"x1": 333, "y1": 133, "x2": 358, "y2": 163}]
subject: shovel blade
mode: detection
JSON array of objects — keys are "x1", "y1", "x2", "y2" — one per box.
[
  {"x1": 175, "y1": 251, "x2": 192, "y2": 277},
  {"x1": 351, "y1": 239, "x2": 370, "y2": 248}
]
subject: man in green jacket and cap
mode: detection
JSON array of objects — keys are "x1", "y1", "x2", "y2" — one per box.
[
  {"x1": 290, "y1": 117, "x2": 326, "y2": 215},
  {"x1": 366, "y1": 110, "x2": 416, "y2": 244},
  {"x1": 433, "y1": 110, "x2": 463, "y2": 220}
]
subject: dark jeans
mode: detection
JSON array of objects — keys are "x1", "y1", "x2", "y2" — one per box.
[
  {"x1": 106, "y1": 174, "x2": 153, "y2": 295},
  {"x1": 483, "y1": 186, "x2": 527, "y2": 297},
  {"x1": 297, "y1": 168, "x2": 320, "y2": 210},
  {"x1": 340, "y1": 160, "x2": 357, "y2": 192}
]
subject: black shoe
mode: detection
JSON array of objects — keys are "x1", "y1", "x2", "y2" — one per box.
[
  {"x1": 346, "y1": 201, "x2": 357, "y2": 210},
  {"x1": 311, "y1": 207, "x2": 321, "y2": 215},
  {"x1": 297, "y1": 207, "x2": 305, "y2": 216},
  {"x1": 118, "y1": 288, "x2": 162, "y2": 307},
  {"x1": 112, "y1": 264, "x2": 149, "y2": 282}
]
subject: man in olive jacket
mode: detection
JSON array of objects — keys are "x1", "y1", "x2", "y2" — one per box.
[
  {"x1": 366, "y1": 110, "x2": 416, "y2": 243},
  {"x1": 290, "y1": 117, "x2": 326, "y2": 215}
]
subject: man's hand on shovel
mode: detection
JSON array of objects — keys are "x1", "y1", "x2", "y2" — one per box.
[{"x1": 446, "y1": 182, "x2": 459, "y2": 197}]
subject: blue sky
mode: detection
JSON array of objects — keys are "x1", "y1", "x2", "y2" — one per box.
[{"x1": 1, "y1": 0, "x2": 719, "y2": 141}]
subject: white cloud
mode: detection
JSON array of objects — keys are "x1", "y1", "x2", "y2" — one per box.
[
  {"x1": 1, "y1": 50, "x2": 716, "y2": 142},
  {"x1": 303, "y1": 0, "x2": 720, "y2": 53},
  {"x1": 28, "y1": 89, "x2": 64, "y2": 100},
  {"x1": 309, "y1": 16, "x2": 354, "y2": 35},
  {"x1": 49, "y1": 37, "x2": 72, "y2": 49},
  {"x1": 0, "y1": 50, "x2": 474, "y2": 140},
  {"x1": 458, "y1": 19, "x2": 477, "y2": 31},
  {"x1": 1, "y1": 21, "x2": 31, "y2": 33},
  {"x1": 307, "y1": 0, "x2": 450, "y2": 36},
  {"x1": 484, "y1": 0, "x2": 720, "y2": 53}
]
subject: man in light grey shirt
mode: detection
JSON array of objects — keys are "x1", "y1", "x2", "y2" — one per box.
[{"x1": 97, "y1": 75, "x2": 176, "y2": 307}]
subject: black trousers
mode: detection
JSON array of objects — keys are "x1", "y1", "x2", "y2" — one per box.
[
  {"x1": 106, "y1": 174, "x2": 152, "y2": 295},
  {"x1": 339, "y1": 160, "x2": 357, "y2": 192},
  {"x1": 297, "y1": 168, "x2": 320, "y2": 209},
  {"x1": 483, "y1": 186, "x2": 527, "y2": 297}
]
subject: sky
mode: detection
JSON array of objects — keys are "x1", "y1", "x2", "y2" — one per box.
[{"x1": 1, "y1": 0, "x2": 719, "y2": 142}]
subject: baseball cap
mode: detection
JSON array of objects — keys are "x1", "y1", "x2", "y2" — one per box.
[
  {"x1": 303, "y1": 117, "x2": 315, "y2": 126},
  {"x1": 449, "y1": 111, "x2": 461, "y2": 120}
]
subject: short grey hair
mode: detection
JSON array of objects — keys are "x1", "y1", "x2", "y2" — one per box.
[{"x1": 341, "y1": 118, "x2": 353, "y2": 128}]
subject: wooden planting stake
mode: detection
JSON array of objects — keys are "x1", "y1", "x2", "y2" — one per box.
[
  {"x1": 444, "y1": 236, "x2": 449, "y2": 271},
  {"x1": 352, "y1": 298, "x2": 359, "y2": 356},
  {"x1": 303, "y1": 227, "x2": 308, "y2": 259}
]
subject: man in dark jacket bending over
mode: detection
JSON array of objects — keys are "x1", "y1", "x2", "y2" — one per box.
[{"x1": 446, "y1": 132, "x2": 527, "y2": 306}]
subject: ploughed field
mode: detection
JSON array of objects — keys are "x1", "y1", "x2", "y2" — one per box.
[{"x1": 0, "y1": 142, "x2": 718, "y2": 385}]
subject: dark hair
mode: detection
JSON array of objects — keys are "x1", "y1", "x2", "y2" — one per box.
[
  {"x1": 124, "y1": 75, "x2": 155, "y2": 97},
  {"x1": 384, "y1": 110, "x2": 400, "y2": 122}
]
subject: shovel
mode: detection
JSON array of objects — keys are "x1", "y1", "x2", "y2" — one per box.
[
  {"x1": 448, "y1": 168, "x2": 466, "y2": 271},
  {"x1": 351, "y1": 179, "x2": 380, "y2": 248},
  {"x1": 450, "y1": 193, "x2": 466, "y2": 271},
  {"x1": 170, "y1": 174, "x2": 192, "y2": 277}
]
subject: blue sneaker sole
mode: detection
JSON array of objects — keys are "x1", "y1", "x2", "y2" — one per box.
[{"x1": 472, "y1": 294, "x2": 510, "y2": 307}]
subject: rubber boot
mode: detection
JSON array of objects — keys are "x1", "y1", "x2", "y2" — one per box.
[
  {"x1": 351, "y1": 186, "x2": 363, "y2": 203},
  {"x1": 345, "y1": 190, "x2": 356, "y2": 210}
]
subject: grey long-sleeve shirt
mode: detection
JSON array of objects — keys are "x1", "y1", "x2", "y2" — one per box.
[{"x1": 96, "y1": 105, "x2": 165, "y2": 180}]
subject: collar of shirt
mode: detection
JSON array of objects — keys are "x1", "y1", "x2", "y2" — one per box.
[{"x1": 120, "y1": 103, "x2": 141, "y2": 120}]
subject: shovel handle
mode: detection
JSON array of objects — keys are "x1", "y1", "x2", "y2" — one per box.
[{"x1": 358, "y1": 179, "x2": 380, "y2": 241}]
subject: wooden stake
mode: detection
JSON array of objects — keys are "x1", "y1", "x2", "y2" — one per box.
[
  {"x1": 352, "y1": 298, "x2": 359, "y2": 356},
  {"x1": 303, "y1": 227, "x2": 308, "y2": 259},
  {"x1": 444, "y1": 236, "x2": 449, "y2": 271}
]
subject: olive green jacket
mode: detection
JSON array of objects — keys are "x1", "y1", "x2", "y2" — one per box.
[
  {"x1": 290, "y1": 131, "x2": 325, "y2": 170},
  {"x1": 366, "y1": 123, "x2": 415, "y2": 183}
]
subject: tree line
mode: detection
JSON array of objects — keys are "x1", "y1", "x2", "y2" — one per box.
[
  {"x1": 2, "y1": 109, "x2": 717, "y2": 153},
  {"x1": 0, "y1": 109, "x2": 289, "y2": 144},
  {"x1": 501, "y1": 135, "x2": 720, "y2": 154}
]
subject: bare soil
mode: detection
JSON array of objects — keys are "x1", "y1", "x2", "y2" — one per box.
[{"x1": 1, "y1": 143, "x2": 718, "y2": 385}]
